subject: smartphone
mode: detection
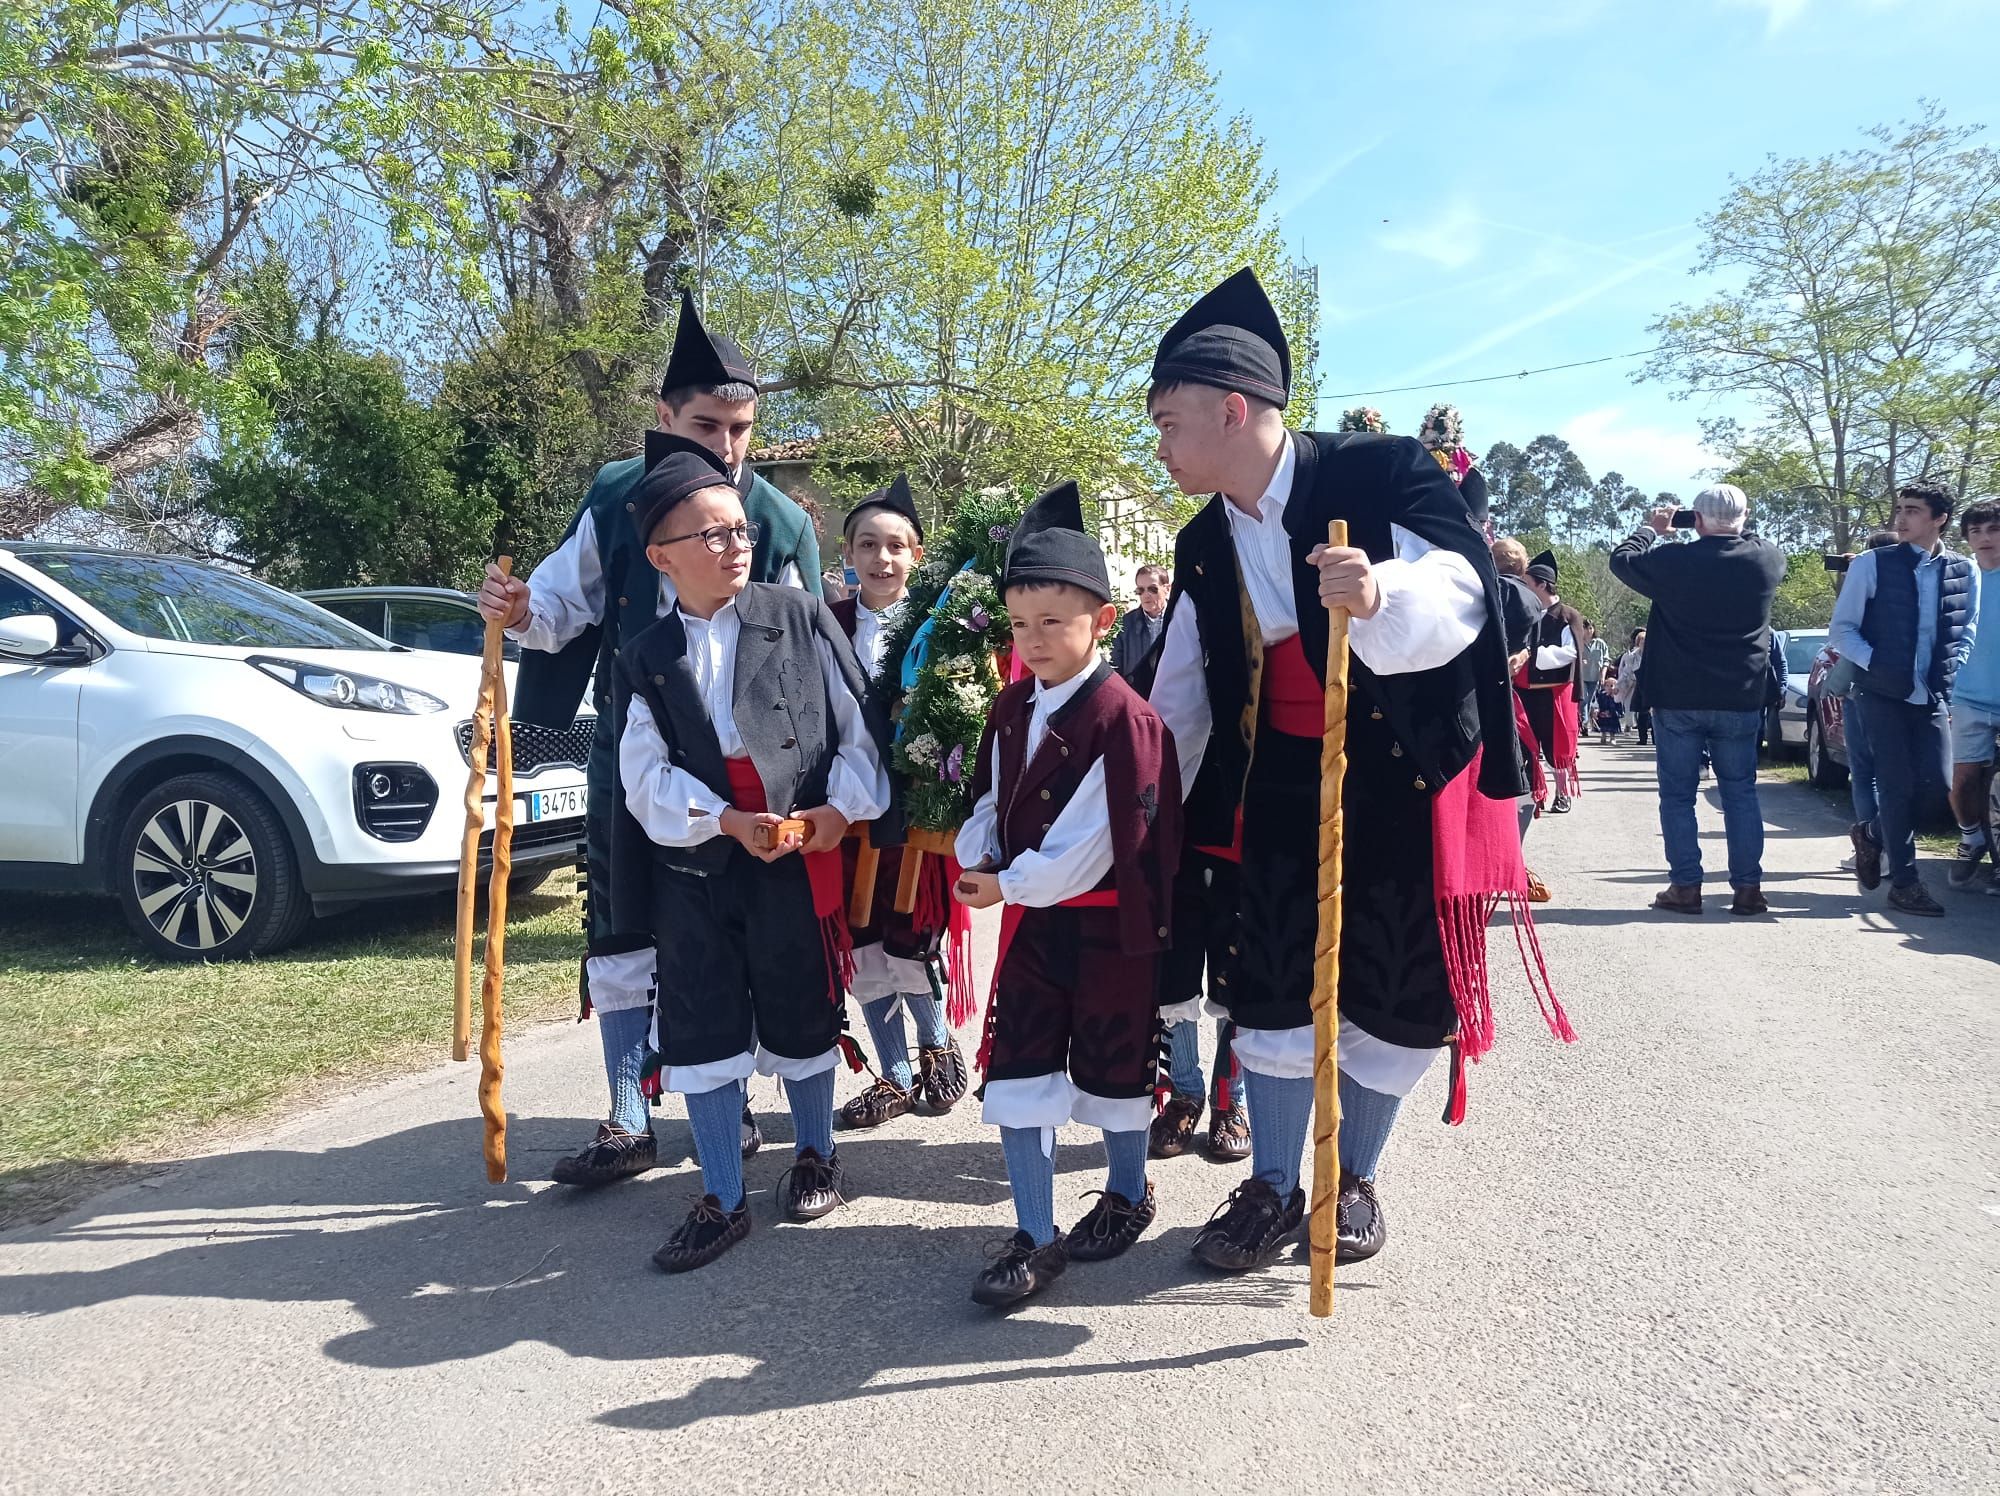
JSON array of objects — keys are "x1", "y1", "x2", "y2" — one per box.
[
  {"x1": 1823, "y1": 553, "x2": 1852, "y2": 574},
  {"x1": 844, "y1": 564, "x2": 859, "y2": 588},
  {"x1": 1671, "y1": 509, "x2": 1699, "y2": 529}
]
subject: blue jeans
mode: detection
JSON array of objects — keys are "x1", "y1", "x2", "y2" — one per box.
[
  {"x1": 1653, "y1": 708, "x2": 1766, "y2": 887},
  {"x1": 1854, "y1": 693, "x2": 1951, "y2": 889},
  {"x1": 1843, "y1": 694, "x2": 1878, "y2": 827}
]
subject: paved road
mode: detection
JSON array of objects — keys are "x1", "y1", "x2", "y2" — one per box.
[{"x1": 3, "y1": 745, "x2": 1997, "y2": 1495}]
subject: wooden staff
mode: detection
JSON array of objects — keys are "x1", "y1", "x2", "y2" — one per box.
[
  {"x1": 847, "y1": 825, "x2": 881, "y2": 927},
  {"x1": 1308, "y1": 520, "x2": 1351, "y2": 1319},
  {"x1": 453, "y1": 557, "x2": 512, "y2": 1182}
]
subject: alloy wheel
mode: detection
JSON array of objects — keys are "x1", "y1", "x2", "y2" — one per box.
[{"x1": 130, "y1": 798, "x2": 258, "y2": 951}]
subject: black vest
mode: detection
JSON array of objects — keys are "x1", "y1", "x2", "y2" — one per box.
[
  {"x1": 617, "y1": 584, "x2": 879, "y2": 874},
  {"x1": 1858, "y1": 545, "x2": 1975, "y2": 703},
  {"x1": 1166, "y1": 431, "x2": 1524, "y2": 846}
]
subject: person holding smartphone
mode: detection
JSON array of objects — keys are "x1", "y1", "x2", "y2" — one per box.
[{"x1": 1610, "y1": 487, "x2": 1787, "y2": 916}]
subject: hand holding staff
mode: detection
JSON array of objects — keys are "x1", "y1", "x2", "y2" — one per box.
[
  {"x1": 453, "y1": 556, "x2": 513, "y2": 1183},
  {"x1": 1308, "y1": 521, "x2": 1352, "y2": 1318}
]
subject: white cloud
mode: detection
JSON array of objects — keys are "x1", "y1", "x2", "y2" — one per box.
[
  {"x1": 1559, "y1": 407, "x2": 1718, "y2": 495},
  {"x1": 1721, "y1": 0, "x2": 1813, "y2": 34},
  {"x1": 1377, "y1": 200, "x2": 1485, "y2": 271},
  {"x1": 1272, "y1": 136, "x2": 1387, "y2": 220}
]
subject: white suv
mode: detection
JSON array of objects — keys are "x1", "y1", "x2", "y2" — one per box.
[{"x1": 0, "y1": 543, "x2": 591, "y2": 959}]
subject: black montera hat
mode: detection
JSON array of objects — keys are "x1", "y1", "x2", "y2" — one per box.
[
  {"x1": 1527, "y1": 549, "x2": 1559, "y2": 585},
  {"x1": 1150, "y1": 267, "x2": 1291, "y2": 406},
  {"x1": 635, "y1": 430, "x2": 735, "y2": 539},
  {"x1": 660, "y1": 289, "x2": 756, "y2": 398},
  {"x1": 842, "y1": 473, "x2": 923, "y2": 541},
  {"x1": 1002, "y1": 480, "x2": 1112, "y2": 603}
]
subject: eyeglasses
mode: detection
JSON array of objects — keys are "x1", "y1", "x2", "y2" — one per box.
[
  {"x1": 1137, "y1": 584, "x2": 1163, "y2": 595},
  {"x1": 657, "y1": 521, "x2": 761, "y2": 554}
]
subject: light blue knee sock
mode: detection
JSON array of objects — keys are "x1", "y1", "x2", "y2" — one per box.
[
  {"x1": 860, "y1": 995, "x2": 915, "y2": 1089},
  {"x1": 1166, "y1": 1019, "x2": 1203, "y2": 1098},
  {"x1": 685, "y1": 1085, "x2": 745, "y2": 1209},
  {"x1": 1243, "y1": 1069, "x2": 1313, "y2": 1196},
  {"x1": 903, "y1": 986, "x2": 949, "y2": 1050},
  {"x1": 999, "y1": 1126, "x2": 1058, "y2": 1246},
  {"x1": 1336, "y1": 1070, "x2": 1403, "y2": 1181},
  {"x1": 598, "y1": 1007, "x2": 652, "y2": 1134},
  {"x1": 1103, "y1": 1128, "x2": 1148, "y2": 1201},
  {"x1": 786, "y1": 1067, "x2": 836, "y2": 1158}
]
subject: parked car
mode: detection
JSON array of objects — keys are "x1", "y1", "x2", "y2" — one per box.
[
  {"x1": 1803, "y1": 643, "x2": 1852, "y2": 788},
  {"x1": 302, "y1": 585, "x2": 518, "y2": 661},
  {"x1": 0, "y1": 544, "x2": 592, "y2": 960},
  {"x1": 1766, "y1": 627, "x2": 1829, "y2": 754}
]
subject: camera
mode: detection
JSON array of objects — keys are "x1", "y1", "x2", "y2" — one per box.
[
  {"x1": 1671, "y1": 509, "x2": 1699, "y2": 530},
  {"x1": 1823, "y1": 553, "x2": 1853, "y2": 574}
]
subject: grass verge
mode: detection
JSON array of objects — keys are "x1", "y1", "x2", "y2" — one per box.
[{"x1": 0, "y1": 872, "x2": 585, "y2": 1227}]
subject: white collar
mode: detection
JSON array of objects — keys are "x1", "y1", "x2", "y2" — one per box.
[
  {"x1": 1222, "y1": 431, "x2": 1296, "y2": 527},
  {"x1": 1032, "y1": 662, "x2": 1098, "y2": 714},
  {"x1": 678, "y1": 596, "x2": 738, "y2": 629},
  {"x1": 855, "y1": 593, "x2": 907, "y2": 621}
]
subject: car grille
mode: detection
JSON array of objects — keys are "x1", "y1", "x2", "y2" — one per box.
[
  {"x1": 456, "y1": 715, "x2": 596, "y2": 777},
  {"x1": 480, "y1": 821, "x2": 584, "y2": 859}
]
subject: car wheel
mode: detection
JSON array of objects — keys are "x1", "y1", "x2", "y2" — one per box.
[
  {"x1": 115, "y1": 772, "x2": 313, "y2": 960},
  {"x1": 1805, "y1": 714, "x2": 1849, "y2": 790},
  {"x1": 507, "y1": 864, "x2": 557, "y2": 898}
]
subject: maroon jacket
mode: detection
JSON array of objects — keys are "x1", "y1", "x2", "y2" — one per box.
[{"x1": 972, "y1": 664, "x2": 1182, "y2": 957}]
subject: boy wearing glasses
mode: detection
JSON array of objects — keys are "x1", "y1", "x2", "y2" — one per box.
[
  {"x1": 829, "y1": 476, "x2": 973, "y2": 1129},
  {"x1": 618, "y1": 435, "x2": 889, "y2": 1272},
  {"x1": 476, "y1": 291, "x2": 822, "y2": 1190}
]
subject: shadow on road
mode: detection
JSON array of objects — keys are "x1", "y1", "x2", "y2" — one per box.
[{"x1": 0, "y1": 1117, "x2": 1330, "y2": 1428}]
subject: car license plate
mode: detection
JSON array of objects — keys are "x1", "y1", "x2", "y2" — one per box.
[{"x1": 526, "y1": 786, "x2": 587, "y2": 822}]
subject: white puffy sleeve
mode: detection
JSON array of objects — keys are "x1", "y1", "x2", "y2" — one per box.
[
  {"x1": 994, "y1": 759, "x2": 1114, "y2": 907},
  {"x1": 1146, "y1": 599, "x2": 1212, "y2": 795},
  {"x1": 510, "y1": 509, "x2": 606, "y2": 654},
  {"x1": 620, "y1": 693, "x2": 728, "y2": 847},
  {"x1": 1348, "y1": 523, "x2": 1486, "y2": 677},
  {"x1": 815, "y1": 636, "x2": 891, "y2": 824}
]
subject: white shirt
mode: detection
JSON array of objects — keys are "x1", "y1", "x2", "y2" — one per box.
[
  {"x1": 849, "y1": 597, "x2": 903, "y2": 681},
  {"x1": 1535, "y1": 625, "x2": 1578, "y2": 674},
  {"x1": 619, "y1": 599, "x2": 890, "y2": 847},
  {"x1": 509, "y1": 506, "x2": 803, "y2": 654},
  {"x1": 954, "y1": 664, "x2": 1114, "y2": 907},
  {"x1": 1147, "y1": 432, "x2": 1488, "y2": 790}
]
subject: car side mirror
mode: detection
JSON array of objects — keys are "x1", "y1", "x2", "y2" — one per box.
[{"x1": 0, "y1": 614, "x2": 60, "y2": 658}]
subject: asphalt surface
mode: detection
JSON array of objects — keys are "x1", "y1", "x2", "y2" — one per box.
[{"x1": 3, "y1": 742, "x2": 1997, "y2": 1495}]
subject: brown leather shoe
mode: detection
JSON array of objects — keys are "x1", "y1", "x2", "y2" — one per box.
[
  {"x1": 1651, "y1": 884, "x2": 1702, "y2": 915},
  {"x1": 971, "y1": 1230, "x2": 1069, "y2": 1307},
  {"x1": 1729, "y1": 884, "x2": 1769, "y2": 916},
  {"x1": 1334, "y1": 1170, "x2": 1388, "y2": 1264},
  {"x1": 652, "y1": 1194, "x2": 751, "y2": 1273},
  {"x1": 1066, "y1": 1183, "x2": 1157, "y2": 1262},
  {"x1": 838, "y1": 1077, "x2": 912, "y2": 1130},
  {"x1": 916, "y1": 1038, "x2": 969, "y2": 1112},
  {"x1": 1190, "y1": 1178, "x2": 1306, "y2": 1273},
  {"x1": 779, "y1": 1147, "x2": 846, "y2": 1220},
  {"x1": 1148, "y1": 1095, "x2": 1203, "y2": 1160},
  {"x1": 550, "y1": 1123, "x2": 657, "y2": 1188},
  {"x1": 1204, "y1": 1102, "x2": 1252, "y2": 1163},
  {"x1": 1887, "y1": 881, "x2": 1945, "y2": 917}
]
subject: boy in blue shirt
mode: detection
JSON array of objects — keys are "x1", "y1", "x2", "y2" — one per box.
[{"x1": 1948, "y1": 499, "x2": 2000, "y2": 889}]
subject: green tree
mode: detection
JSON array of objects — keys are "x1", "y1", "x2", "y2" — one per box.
[
  {"x1": 0, "y1": 0, "x2": 564, "y2": 533},
  {"x1": 1644, "y1": 105, "x2": 2000, "y2": 551},
  {"x1": 200, "y1": 275, "x2": 496, "y2": 588},
  {"x1": 1770, "y1": 552, "x2": 1838, "y2": 630}
]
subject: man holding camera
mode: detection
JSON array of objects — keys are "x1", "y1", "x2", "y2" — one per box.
[
  {"x1": 1828, "y1": 481, "x2": 1980, "y2": 915},
  {"x1": 1610, "y1": 486, "x2": 1786, "y2": 916}
]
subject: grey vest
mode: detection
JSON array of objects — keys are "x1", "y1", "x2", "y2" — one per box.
[{"x1": 617, "y1": 583, "x2": 879, "y2": 875}]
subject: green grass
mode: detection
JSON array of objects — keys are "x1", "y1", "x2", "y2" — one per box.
[
  {"x1": 1760, "y1": 756, "x2": 1959, "y2": 853},
  {"x1": 0, "y1": 872, "x2": 587, "y2": 1226}
]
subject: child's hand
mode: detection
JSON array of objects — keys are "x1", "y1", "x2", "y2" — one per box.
[
  {"x1": 797, "y1": 805, "x2": 849, "y2": 853},
  {"x1": 721, "y1": 807, "x2": 800, "y2": 862},
  {"x1": 953, "y1": 870, "x2": 1003, "y2": 908}
]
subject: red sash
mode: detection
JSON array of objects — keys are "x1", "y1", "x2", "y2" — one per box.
[
  {"x1": 723, "y1": 756, "x2": 853, "y2": 994},
  {"x1": 1262, "y1": 634, "x2": 1322, "y2": 737},
  {"x1": 975, "y1": 888, "x2": 1120, "y2": 1073}
]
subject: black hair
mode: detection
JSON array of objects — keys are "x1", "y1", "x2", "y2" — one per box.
[
  {"x1": 1895, "y1": 478, "x2": 1956, "y2": 520},
  {"x1": 1866, "y1": 529, "x2": 1900, "y2": 550},
  {"x1": 1144, "y1": 379, "x2": 1279, "y2": 417},
  {"x1": 1959, "y1": 498, "x2": 2000, "y2": 535},
  {"x1": 661, "y1": 380, "x2": 758, "y2": 412}
]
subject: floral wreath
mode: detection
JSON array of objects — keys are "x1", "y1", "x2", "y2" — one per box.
[{"x1": 1338, "y1": 405, "x2": 1389, "y2": 434}]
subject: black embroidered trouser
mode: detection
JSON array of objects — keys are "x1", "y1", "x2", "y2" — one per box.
[
  {"x1": 987, "y1": 907, "x2": 1159, "y2": 1102},
  {"x1": 1218, "y1": 720, "x2": 1455, "y2": 1051}
]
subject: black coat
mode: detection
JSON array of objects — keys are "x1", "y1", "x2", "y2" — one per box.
[{"x1": 1609, "y1": 530, "x2": 1785, "y2": 713}]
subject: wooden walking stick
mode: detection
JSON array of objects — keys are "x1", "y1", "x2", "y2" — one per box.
[
  {"x1": 1308, "y1": 520, "x2": 1351, "y2": 1319},
  {"x1": 453, "y1": 557, "x2": 512, "y2": 1182}
]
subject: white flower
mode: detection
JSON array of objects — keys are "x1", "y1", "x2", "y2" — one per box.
[
  {"x1": 905, "y1": 733, "x2": 941, "y2": 768},
  {"x1": 952, "y1": 680, "x2": 988, "y2": 716}
]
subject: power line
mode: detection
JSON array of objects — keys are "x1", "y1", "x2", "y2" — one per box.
[{"x1": 1320, "y1": 348, "x2": 1661, "y2": 402}]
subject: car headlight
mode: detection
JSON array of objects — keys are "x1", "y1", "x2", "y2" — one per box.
[{"x1": 250, "y1": 656, "x2": 448, "y2": 715}]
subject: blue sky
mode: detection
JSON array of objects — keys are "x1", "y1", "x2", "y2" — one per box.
[{"x1": 1185, "y1": 0, "x2": 2000, "y2": 498}]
